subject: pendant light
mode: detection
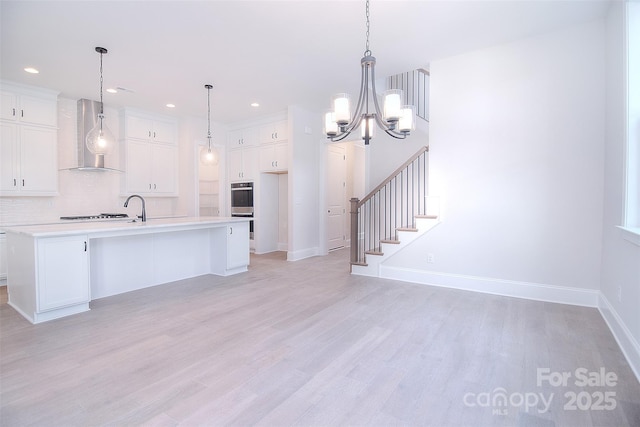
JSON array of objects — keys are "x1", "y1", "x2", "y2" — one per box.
[
  {"x1": 86, "y1": 47, "x2": 115, "y2": 155},
  {"x1": 323, "y1": 0, "x2": 415, "y2": 145},
  {"x1": 200, "y1": 84, "x2": 219, "y2": 165}
]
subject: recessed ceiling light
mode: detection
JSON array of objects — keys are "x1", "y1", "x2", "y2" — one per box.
[
  {"x1": 24, "y1": 67, "x2": 39, "y2": 74},
  {"x1": 166, "y1": 103, "x2": 176, "y2": 108},
  {"x1": 106, "y1": 88, "x2": 117, "y2": 94},
  {"x1": 251, "y1": 102, "x2": 260, "y2": 107}
]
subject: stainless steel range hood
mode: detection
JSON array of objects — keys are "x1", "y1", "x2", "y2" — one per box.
[{"x1": 69, "y1": 98, "x2": 121, "y2": 172}]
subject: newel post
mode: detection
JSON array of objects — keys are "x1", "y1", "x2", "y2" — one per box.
[{"x1": 350, "y1": 197, "x2": 360, "y2": 265}]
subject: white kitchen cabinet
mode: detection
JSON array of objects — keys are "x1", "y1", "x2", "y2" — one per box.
[
  {"x1": 122, "y1": 110, "x2": 177, "y2": 144},
  {"x1": 121, "y1": 109, "x2": 178, "y2": 196},
  {"x1": 228, "y1": 126, "x2": 258, "y2": 148},
  {"x1": 0, "y1": 87, "x2": 57, "y2": 127},
  {"x1": 259, "y1": 120, "x2": 288, "y2": 144},
  {"x1": 259, "y1": 142, "x2": 288, "y2": 173},
  {"x1": 0, "y1": 82, "x2": 58, "y2": 197},
  {"x1": 0, "y1": 122, "x2": 58, "y2": 196},
  {"x1": 124, "y1": 140, "x2": 177, "y2": 195},
  {"x1": 37, "y1": 235, "x2": 90, "y2": 312},
  {"x1": 228, "y1": 147, "x2": 258, "y2": 182},
  {"x1": 227, "y1": 222, "x2": 249, "y2": 269},
  {"x1": 0, "y1": 233, "x2": 6, "y2": 280}
]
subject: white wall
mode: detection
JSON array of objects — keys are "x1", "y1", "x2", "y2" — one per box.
[
  {"x1": 287, "y1": 105, "x2": 322, "y2": 261},
  {"x1": 385, "y1": 20, "x2": 606, "y2": 293},
  {"x1": 599, "y1": 1, "x2": 640, "y2": 379}
]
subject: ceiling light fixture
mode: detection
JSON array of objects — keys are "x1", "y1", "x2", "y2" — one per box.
[
  {"x1": 200, "y1": 84, "x2": 218, "y2": 165},
  {"x1": 251, "y1": 102, "x2": 260, "y2": 107},
  {"x1": 24, "y1": 67, "x2": 39, "y2": 74},
  {"x1": 106, "y1": 88, "x2": 117, "y2": 94},
  {"x1": 166, "y1": 103, "x2": 176, "y2": 108},
  {"x1": 85, "y1": 47, "x2": 115, "y2": 155},
  {"x1": 323, "y1": 0, "x2": 415, "y2": 145}
]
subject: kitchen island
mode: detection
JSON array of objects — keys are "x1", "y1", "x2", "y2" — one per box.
[{"x1": 4, "y1": 216, "x2": 250, "y2": 324}]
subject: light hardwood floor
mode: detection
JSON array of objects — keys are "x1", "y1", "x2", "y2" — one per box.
[{"x1": 1, "y1": 250, "x2": 639, "y2": 426}]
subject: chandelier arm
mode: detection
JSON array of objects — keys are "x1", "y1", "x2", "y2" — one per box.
[
  {"x1": 348, "y1": 61, "x2": 368, "y2": 127},
  {"x1": 383, "y1": 128, "x2": 408, "y2": 139},
  {"x1": 331, "y1": 111, "x2": 365, "y2": 141},
  {"x1": 369, "y1": 60, "x2": 386, "y2": 121}
]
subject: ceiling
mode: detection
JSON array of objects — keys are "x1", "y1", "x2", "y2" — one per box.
[{"x1": 1, "y1": 0, "x2": 611, "y2": 125}]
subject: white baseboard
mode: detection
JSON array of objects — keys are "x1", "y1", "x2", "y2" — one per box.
[
  {"x1": 598, "y1": 294, "x2": 640, "y2": 383},
  {"x1": 379, "y1": 266, "x2": 600, "y2": 307},
  {"x1": 287, "y1": 247, "x2": 320, "y2": 262}
]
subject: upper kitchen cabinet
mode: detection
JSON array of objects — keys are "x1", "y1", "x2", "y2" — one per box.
[
  {"x1": 228, "y1": 127, "x2": 258, "y2": 148},
  {"x1": 259, "y1": 120, "x2": 288, "y2": 144},
  {"x1": 122, "y1": 110, "x2": 177, "y2": 144},
  {"x1": 0, "y1": 82, "x2": 58, "y2": 197},
  {"x1": 120, "y1": 109, "x2": 178, "y2": 197},
  {"x1": 1, "y1": 85, "x2": 57, "y2": 127}
]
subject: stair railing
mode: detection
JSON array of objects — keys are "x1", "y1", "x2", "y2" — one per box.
[
  {"x1": 350, "y1": 146, "x2": 429, "y2": 266},
  {"x1": 387, "y1": 68, "x2": 429, "y2": 123}
]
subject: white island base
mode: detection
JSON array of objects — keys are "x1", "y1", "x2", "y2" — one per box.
[{"x1": 4, "y1": 217, "x2": 250, "y2": 324}]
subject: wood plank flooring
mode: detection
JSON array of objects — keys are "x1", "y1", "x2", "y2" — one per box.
[{"x1": 1, "y1": 250, "x2": 639, "y2": 426}]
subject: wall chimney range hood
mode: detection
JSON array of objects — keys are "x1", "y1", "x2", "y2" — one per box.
[{"x1": 69, "y1": 98, "x2": 121, "y2": 172}]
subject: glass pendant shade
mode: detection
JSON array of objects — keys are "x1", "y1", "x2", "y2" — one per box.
[
  {"x1": 86, "y1": 114, "x2": 114, "y2": 155},
  {"x1": 200, "y1": 145, "x2": 218, "y2": 165},
  {"x1": 361, "y1": 116, "x2": 375, "y2": 141},
  {"x1": 324, "y1": 111, "x2": 338, "y2": 137},
  {"x1": 383, "y1": 89, "x2": 402, "y2": 123},
  {"x1": 398, "y1": 105, "x2": 416, "y2": 133},
  {"x1": 333, "y1": 93, "x2": 351, "y2": 125}
]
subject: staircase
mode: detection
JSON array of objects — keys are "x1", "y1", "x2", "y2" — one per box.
[{"x1": 350, "y1": 146, "x2": 439, "y2": 276}]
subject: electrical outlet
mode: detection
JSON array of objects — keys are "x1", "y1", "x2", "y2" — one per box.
[{"x1": 427, "y1": 253, "x2": 434, "y2": 263}]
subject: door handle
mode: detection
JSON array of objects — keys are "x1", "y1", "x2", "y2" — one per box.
[{"x1": 84, "y1": 241, "x2": 87, "y2": 252}]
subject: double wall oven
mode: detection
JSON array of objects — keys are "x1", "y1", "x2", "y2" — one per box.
[{"x1": 230, "y1": 182, "x2": 254, "y2": 239}]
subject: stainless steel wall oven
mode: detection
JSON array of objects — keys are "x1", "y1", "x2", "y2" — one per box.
[{"x1": 231, "y1": 182, "x2": 254, "y2": 239}]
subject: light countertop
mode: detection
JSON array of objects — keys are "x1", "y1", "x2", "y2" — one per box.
[{"x1": 3, "y1": 216, "x2": 249, "y2": 238}]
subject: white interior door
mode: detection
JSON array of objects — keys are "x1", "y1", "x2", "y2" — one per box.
[{"x1": 327, "y1": 145, "x2": 346, "y2": 250}]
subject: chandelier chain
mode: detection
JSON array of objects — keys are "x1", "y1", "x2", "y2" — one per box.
[{"x1": 365, "y1": 0, "x2": 371, "y2": 55}]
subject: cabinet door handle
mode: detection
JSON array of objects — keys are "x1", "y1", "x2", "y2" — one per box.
[
  {"x1": 230, "y1": 227, "x2": 233, "y2": 235},
  {"x1": 275, "y1": 132, "x2": 278, "y2": 139},
  {"x1": 153, "y1": 131, "x2": 156, "y2": 138},
  {"x1": 13, "y1": 178, "x2": 16, "y2": 187},
  {"x1": 154, "y1": 183, "x2": 157, "y2": 190},
  {"x1": 275, "y1": 161, "x2": 278, "y2": 167},
  {"x1": 84, "y1": 241, "x2": 87, "y2": 252},
  {"x1": 21, "y1": 110, "x2": 24, "y2": 118},
  {"x1": 22, "y1": 179, "x2": 25, "y2": 187},
  {"x1": 149, "y1": 183, "x2": 152, "y2": 190},
  {"x1": 148, "y1": 131, "x2": 152, "y2": 138},
  {"x1": 12, "y1": 108, "x2": 15, "y2": 117}
]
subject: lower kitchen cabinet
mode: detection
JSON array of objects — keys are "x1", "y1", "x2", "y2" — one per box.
[
  {"x1": 227, "y1": 222, "x2": 249, "y2": 270},
  {"x1": 37, "y1": 235, "x2": 90, "y2": 312}
]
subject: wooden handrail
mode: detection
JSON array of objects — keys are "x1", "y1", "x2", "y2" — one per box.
[{"x1": 357, "y1": 146, "x2": 429, "y2": 209}]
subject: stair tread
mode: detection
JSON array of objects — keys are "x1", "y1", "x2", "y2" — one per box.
[
  {"x1": 365, "y1": 250, "x2": 384, "y2": 256},
  {"x1": 397, "y1": 227, "x2": 418, "y2": 232},
  {"x1": 350, "y1": 261, "x2": 368, "y2": 267},
  {"x1": 415, "y1": 214, "x2": 438, "y2": 219},
  {"x1": 381, "y1": 239, "x2": 400, "y2": 244}
]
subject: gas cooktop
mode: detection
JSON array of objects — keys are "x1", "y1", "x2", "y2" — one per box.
[{"x1": 60, "y1": 213, "x2": 129, "y2": 221}]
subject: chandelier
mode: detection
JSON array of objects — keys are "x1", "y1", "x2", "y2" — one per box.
[
  {"x1": 324, "y1": 0, "x2": 415, "y2": 145},
  {"x1": 86, "y1": 47, "x2": 115, "y2": 155},
  {"x1": 200, "y1": 84, "x2": 219, "y2": 165}
]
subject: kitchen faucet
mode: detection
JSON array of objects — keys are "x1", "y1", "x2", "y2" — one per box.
[{"x1": 124, "y1": 194, "x2": 146, "y2": 222}]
